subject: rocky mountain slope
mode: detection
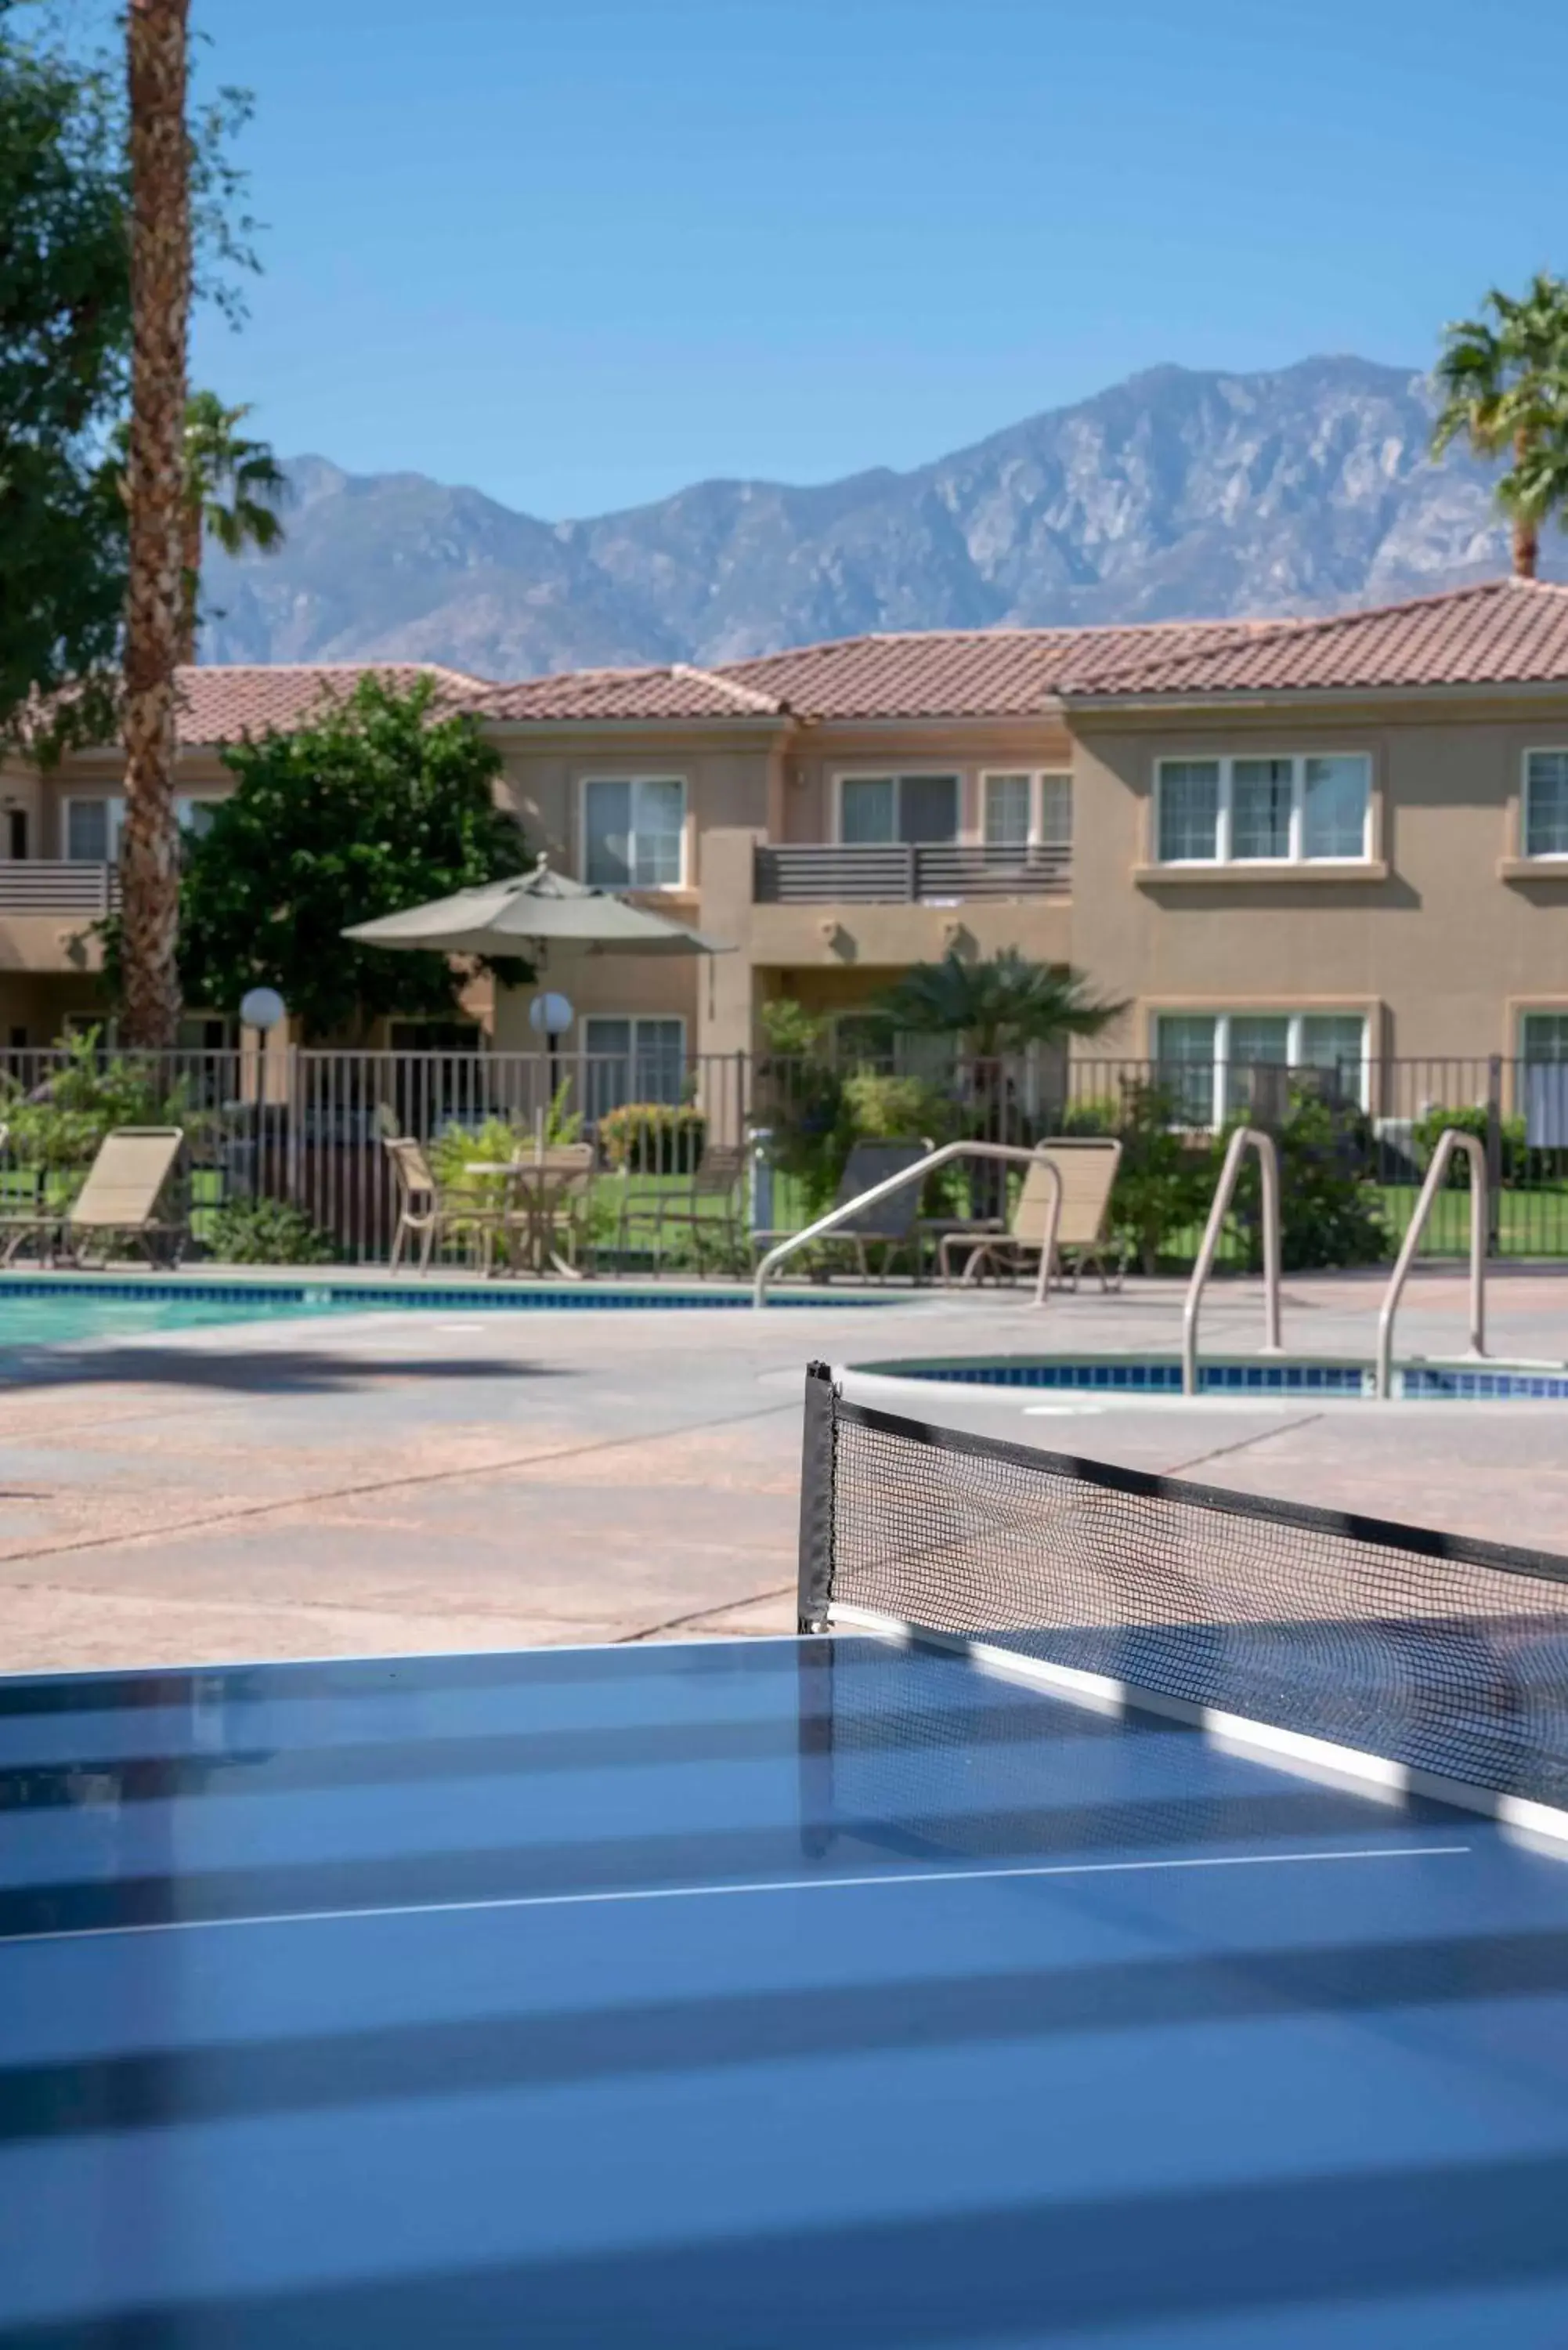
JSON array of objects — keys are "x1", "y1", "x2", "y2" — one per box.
[{"x1": 199, "y1": 356, "x2": 1552, "y2": 678}]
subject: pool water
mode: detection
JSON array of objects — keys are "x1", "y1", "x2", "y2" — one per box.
[{"x1": 0, "y1": 1278, "x2": 890, "y2": 1350}]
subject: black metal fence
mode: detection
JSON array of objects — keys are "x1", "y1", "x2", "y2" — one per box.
[{"x1": 0, "y1": 1040, "x2": 1565, "y2": 1271}]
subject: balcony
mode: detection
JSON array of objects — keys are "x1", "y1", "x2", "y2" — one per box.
[
  {"x1": 0, "y1": 862, "x2": 119, "y2": 916},
  {"x1": 754, "y1": 842, "x2": 1071, "y2": 904}
]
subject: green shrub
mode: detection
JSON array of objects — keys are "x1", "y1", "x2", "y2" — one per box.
[
  {"x1": 207, "y1": 1197, "x2": 338, "y2": 1264},
  {"x1": 1058, "y1": 1094, "x2": 1121, "y2": 1138},
  {"x1": 838, "y1": 1070, "x2": 947, "y2": 1146},
  {"x1": 598, "y1": 1102, "x2": 706, "y2": 1173},
  {"x1": 1104, "y1": 1080, "x2": 1216, "y2": 1275},
  {"x1": 0, "y1": 1029, "x2": 214, "y2": 1171},
  {"x1": 1412, "y1": 1103, "x2": 1526, "y2": 1184},
  {"x1": 1228, "y1": 1086, "x2": 1388, "y2": 1271}
]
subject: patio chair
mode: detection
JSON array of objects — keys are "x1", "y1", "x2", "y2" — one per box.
[
  {"x1": 56, "y1": 1127, "x2": 188, "y2": 1267},
  {"x1": 614, "y1": 1143, "x2": 746, "y2": 1274},
  {"x1": 939, "y1": 1137, "x2": 1125, "y2": 1291},
  {"x1": 384, "y1": 1135, "x2": 510, "y2": 1274},
  {"x1": 754, "y1": 1138, "x2": 934, "y2": 1283}
]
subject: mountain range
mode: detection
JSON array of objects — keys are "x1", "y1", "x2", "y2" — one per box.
[{"x1": 198, "y1": 355, "x2": 1564, "y2": 679}]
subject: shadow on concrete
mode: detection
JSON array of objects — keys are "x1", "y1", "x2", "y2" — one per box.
[{"x1": 0, "y1": 1349, "x2": 571, "y2": 1395}]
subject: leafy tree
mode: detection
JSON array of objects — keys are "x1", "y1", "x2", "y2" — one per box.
[
  {"x1": 0, "y1": 16, "x2": 132, "y2": 753},
  {"x1": 0, "y1": 4, "x2": 258, "y2": 747},
  {"x1": 171, "y1": 674, "x2": 531, "y2": 1040},
  {"x1": 873, "y1": 948, "x2": 1125, "y2": 1058},
  {"x1": 1432, "y1": 274, "x2": 1568, "y2": 580}
]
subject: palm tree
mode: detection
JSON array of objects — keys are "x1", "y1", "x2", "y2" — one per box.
[
  {"x1": 176, "y1": 392, "x2": 286, "y2": 660},
  {"x1": 121, "y1": 0, "x2": 191, "y2": 1050},
  {"x1": 1432, "y1": 274, "x2": 1568, "y2": 580},
  {"x1": 875, "y1": 948, "x2": 1125, "y2": 1062},
  {"x1": 875, "y1": 949, "x2": 1125, "y2": 1214}
]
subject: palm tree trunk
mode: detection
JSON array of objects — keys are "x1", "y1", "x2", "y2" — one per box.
[
  {"x1": 1512, "y1": 428, "x2": 1539, "y2": 580},
  {"x1": 1512, "y1": 513, "x2": 1539, "y2": 580},
  {"x1": 121, "y1": 0, "x2": 190, "y2": 1050}
]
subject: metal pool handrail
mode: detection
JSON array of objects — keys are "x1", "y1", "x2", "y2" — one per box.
[
  {"x1": 1181, "y1": 1126, "x2": 1283, "y2": 1397},
  {"x1": 1375, "y1": 1128, "x2": 1487, "y2": 1400},
  {"x1": 752, "y1": 1143, "x2": 1064, "y2": 1307}
]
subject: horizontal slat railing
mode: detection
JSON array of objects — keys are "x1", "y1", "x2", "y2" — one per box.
[
  {"x1": 754, "y1": 844, "x2": 916, "y2": 903},
  {"x1": 0, "y1": 862, "x2": 118, "y2": 915},
  {"x1": 913, "y1": 843, "x2": 1071, "y2": 898},
  {"x1": 753, "y1": 842, "x2": 1071, "y2": 903}
]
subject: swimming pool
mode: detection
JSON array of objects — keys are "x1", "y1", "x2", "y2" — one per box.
[
  {"x1": 850, "y1": 1351, "x2": 1568, "y2": 1401},
  {"x1": 0, "y1": 1276, "x2": 894, "y2": 1350}
]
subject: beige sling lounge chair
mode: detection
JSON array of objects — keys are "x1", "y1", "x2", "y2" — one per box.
[
  {"x1": 939, "y1": 1137, "x2": 1124, "y2": 1291},
  {"x1": 57, "y1": 1126, "x2": 187, "y2": 1267}
]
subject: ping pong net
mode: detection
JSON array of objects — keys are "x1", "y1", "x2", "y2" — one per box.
[{"x1": 797, "y1": 1361, "x2": 1568, "y2": 1837}]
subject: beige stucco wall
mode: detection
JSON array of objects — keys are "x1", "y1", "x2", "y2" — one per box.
[{"x1": 1069, "y1": 699, "x2": 1568, "y2": 1065}]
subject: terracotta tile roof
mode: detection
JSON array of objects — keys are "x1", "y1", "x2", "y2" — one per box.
[
  {"x1": 477, "y1": 663, "x2": 785, "y2": 723},
  {"x1": 721, "y1": 619, "x2": 1265, "y2": 719},
  {"x1": 1052, "y1": 577, "x2": 1568, "y2": 698},
  {"x1": 172, "y1": 580, "x2": 1568, "y2": 743},
  {"x1": 174, "y1": 663, "x2": 490, "y2": 745}
]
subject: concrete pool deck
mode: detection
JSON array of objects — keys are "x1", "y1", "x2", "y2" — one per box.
[{"x1": 2, "y1": 1264, "x2": 1567, "y2": 1675}]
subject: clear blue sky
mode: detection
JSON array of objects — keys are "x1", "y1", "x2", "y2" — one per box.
[{"x1": 66, "y1": 0, "x2": 1568, "y2": 517}]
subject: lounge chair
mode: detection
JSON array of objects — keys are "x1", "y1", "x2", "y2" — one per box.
[
  {"x1": 615, "y1": 1143, "x2": 746, "y2": 1274},
  {"x1": 755, "y1": 1138, "x2": 934, "y2": 1282},
  {"x1": 56, "y1": 1127, "x2": 187, "y2": 1267},
  {"x1": 939, "y1": 1137, "x2": 1125, "y2": 1291}
]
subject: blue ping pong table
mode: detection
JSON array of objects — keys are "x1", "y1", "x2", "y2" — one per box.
[{"x1": 3, "y1": 1627, "x2": 1568, "y2": 2346}]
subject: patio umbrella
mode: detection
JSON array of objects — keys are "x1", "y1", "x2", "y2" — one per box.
[{"x1": 343, "y1": 855, "x2": 727, "y2": 960}]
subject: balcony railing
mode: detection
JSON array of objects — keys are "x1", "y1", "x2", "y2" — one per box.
[
  {"x1": 754, "y1": 841, "x2": 1071, "y2": 905},
  {"x1": 0, "y1": 862, "x2": 119, "y2": 916}
]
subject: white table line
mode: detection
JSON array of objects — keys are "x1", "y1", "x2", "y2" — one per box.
[{"x1": 2, "y1": 1842, "x2": 1470, "y2": 1946}]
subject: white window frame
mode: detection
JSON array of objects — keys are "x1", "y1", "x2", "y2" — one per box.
[
  {"x1": 1519, "y1": 1010, "x2": 1568, "y2": 1062},
  {"x1": 1154, "y1": 754, "x2": 1372, "y2": 866},
  {"x1": 832, "y1": 771, "x2": 963, "y2": 846},
  {"x1": 1152, "y1": 1009, "x2": 1371, "y2": 1126},
  {"x1": 1523, "y1": 749, "x2": 1568, "y2": 861},
  {"x1": 979, "y1": 769, "x2": 1073, "y2": 849},
  {"x1": 579, "y1": 776, "x2": 688, "y2": 891}
]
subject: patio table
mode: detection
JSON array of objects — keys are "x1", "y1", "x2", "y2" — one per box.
[{"x1": 466, "y1": 1159, "x2": 587, "y2": 1278}]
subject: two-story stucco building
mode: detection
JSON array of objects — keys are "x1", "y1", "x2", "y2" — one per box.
[{"x1": 5, "y1": 577, "x2": 1568, "y2": 1117}]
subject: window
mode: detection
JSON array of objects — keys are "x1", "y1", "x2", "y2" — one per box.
[
  {"x1": 838, "y1": 774, "x2": 959, "y2": 845},
  {"x1": 583, "y1": 778, "x2": 686, "y2": 888},
  {"x1": 65, "y1": 794, "x2": 218, "y2": 861},
  {"x1": 1158, "y1": 761, "x2": 1221, "y2": 862},
  {"x1": 1525, "y1": 752, "x2": 1568, "y2": 859},
  {"x1": 1522, "y1": 1014, "x2": 1568, "y2": 1063},
  {"x1": 981, "y1": 771, "x2": 1073, "y2": 849},
  {"x1": 1154, "y1": 1011, "x2": 1368, "y2": 1126},
  {"x1": 582, "y1": 1016, "x2": 686, "y2": 1112},
  {"x1": 65, "y1": 797, "x2": 121, "y2": 862},
  {"x1": 1154, "y1": 755, "x2": 1371, "y2": 865}
]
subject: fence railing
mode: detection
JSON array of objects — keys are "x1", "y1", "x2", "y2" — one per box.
[
  {"x1": 0, "y1": 1043, "x2": 1566, "y2": 1272},
  {"x1": 754, "y1": 842, "x2": 1071, "y2": 904},
  {"x1": 0, "y1": 862, "x2": 119, "y2": 916}
]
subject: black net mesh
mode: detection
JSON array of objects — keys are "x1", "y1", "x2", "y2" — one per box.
[{"x1": 802, "y1": 1370, "x2": 1568, "y2": 1812}]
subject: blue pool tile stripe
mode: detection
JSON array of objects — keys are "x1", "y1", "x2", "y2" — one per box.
[{"x1": 0, "y1": 1277, "x2": 890, "y2": 1314}]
